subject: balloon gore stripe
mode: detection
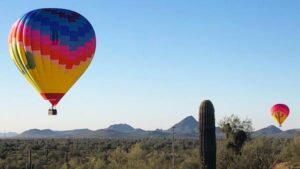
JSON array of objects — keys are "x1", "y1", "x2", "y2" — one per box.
[
  {"x1": 10, "y1": 8, "x2": 96, "y2": 70},
  {"x1": 9, "y1": 8, "x2": 96, "y2": 107}
]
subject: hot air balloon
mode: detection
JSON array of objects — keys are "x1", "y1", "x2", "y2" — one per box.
[
  {"x1": 271, "y1": 104, "x2": 289, "y2": 127},
  {"x1": 8, "y1": 8, "x2": 96, "y2": 115}
]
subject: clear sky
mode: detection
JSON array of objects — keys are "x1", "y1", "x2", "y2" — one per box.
[{"x1": 0, "y1": 1, "x2": 299, "y2": 133}]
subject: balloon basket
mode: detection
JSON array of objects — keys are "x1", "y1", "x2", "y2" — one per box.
[{"x1": 48, "y1": 108, "x2": 57, "y2": 115}]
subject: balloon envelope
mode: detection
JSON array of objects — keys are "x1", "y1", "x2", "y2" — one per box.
[
  {"x1": 271, "y1": 104, "x2": 289, "y2": 127},
  {"x1": 9, "y1": 8, "x2": 96, "y2": 106}
]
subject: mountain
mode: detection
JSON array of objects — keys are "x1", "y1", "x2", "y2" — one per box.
[
  {"x1": 60, "y1": 129, "x2": 94, "y2": 138},
  {"x1": 18, "y1": 129, "x2": 63, "y2": 138},
  {"x1": 252, "y1": 125, "x2": 282, "y2": 137},
  {"x1": 251, "y1": 125, "x2": 300, "y2": 138},
  {"x1": 215, "y1": 127, "x2": 225, "y2": 139},
  {"x1": 12, "y1": 116, "x2": 300, "y2": 139},
  {"x1": 273, "y1": 129, "x2": 300, "y2": 138},
  {"x1": 167, "y1": 116, "x2": 198, "y2": 134},
  {"x1": 165, "y1": 116, "x2": 224, "y2": 138},
  {"x1": 17, "y1": 129, "x2": 95, "y2": 138},
  {"x1": 107, "y1": 124, "x2": 138, "y2": 133},
  {"x1": 89, "y1": 129, "x2": 128, "y2": 138},
  {"x1": 0, "y1": 132, "x2": 18, "y2": 138}
]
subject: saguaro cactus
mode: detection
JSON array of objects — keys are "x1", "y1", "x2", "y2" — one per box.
[{"x1": 199, "y1": 100, "x2": 216, "y2": 169}]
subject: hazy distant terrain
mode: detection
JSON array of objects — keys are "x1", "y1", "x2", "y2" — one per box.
[
  {"x1": 0, "y1": 132, "x2": 18, "y2": 138},
  {"x1": 2, "y1": 116, "x2": 299, "y2": 139}
]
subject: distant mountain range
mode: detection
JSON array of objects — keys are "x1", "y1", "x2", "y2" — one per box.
[
  {"x1": 0, "y1": 132, "x2": 18, "y2": 138},
  {"x1": 1, "y1": 116, "x2": 299, "y2": 139},
  {"x1": 252, "y1": 125, "x2": 300, "y2": 138}
]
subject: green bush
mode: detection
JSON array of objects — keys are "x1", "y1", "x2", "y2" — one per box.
[
  {"x1": 234, "y1": 137, "x2": 285, "y2": 169},
  {"x1": 0, "y1": 136, "x2": 298, "y2": 168},
  {"x1": 280, "y1": 134, "x2": 300, "y2": 167}
]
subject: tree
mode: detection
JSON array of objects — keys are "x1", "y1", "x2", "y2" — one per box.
[
  {"x1": 218, "y1": 114, "x2": 254, "y2": 136},
  {"x1": 218, "y1": 114, "x2": 253, "y2": 148}
]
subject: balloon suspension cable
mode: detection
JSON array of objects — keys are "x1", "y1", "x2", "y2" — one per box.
[{"x1": 51, "y1": 105, "x2": 56, "y2": 110}]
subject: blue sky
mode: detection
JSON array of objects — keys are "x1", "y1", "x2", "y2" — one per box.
[{"x1": 0, "y1": 1, "x2": 299, "y2": 132}]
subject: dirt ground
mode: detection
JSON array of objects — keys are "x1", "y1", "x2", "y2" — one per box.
[{"x1": 273, "y1": 162, "x2": 300, "y2": 169}]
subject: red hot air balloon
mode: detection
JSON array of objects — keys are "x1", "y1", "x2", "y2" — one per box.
[{"x1": 271, "y1": 104, "x2": 289, "y2": 127}]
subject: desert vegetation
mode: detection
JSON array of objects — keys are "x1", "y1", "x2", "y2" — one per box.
[{"x1": 0, "y1": 135, "x2": 298, "y2": 169}]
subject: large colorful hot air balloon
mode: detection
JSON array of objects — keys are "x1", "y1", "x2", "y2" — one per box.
[
  {"x1": 271, "y1": 104, "x2": 289, "y2": 127},
  {"x1": 9, "y1": 8, "x2": 96, "y2": 115}
]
